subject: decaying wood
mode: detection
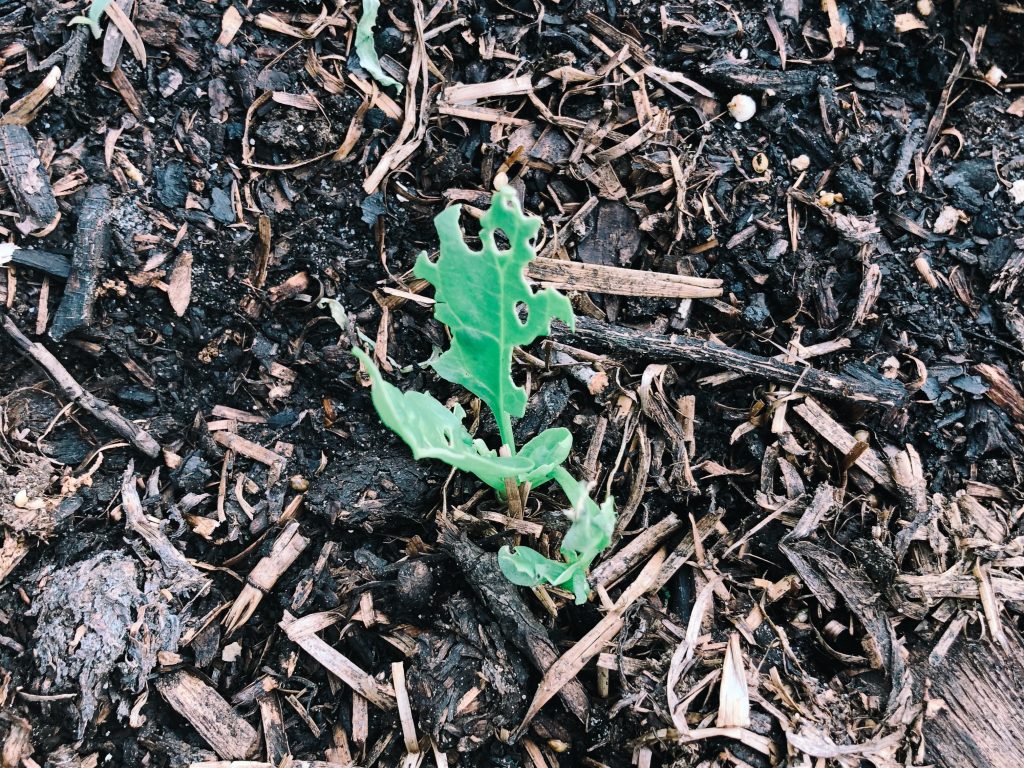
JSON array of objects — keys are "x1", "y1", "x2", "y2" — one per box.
[
  {"x1": 224, "y1": 521, "x2": 309, "y2": 634},
  {"x1": 258, "y1": 694, "x2": 289, "y2": 765},
  {"x1": 439, "y1": 529, "x2": 591, "y2": 724},
  {"x1": 921, "y1": 627, "x2": 1024, "y2": 768},
  {"x1": 50, "y1": 184, "x2": 113, "y2": 340},
  {"x1": 3, "y1": 247, "x2": 71, "y2": 278},
  {"x1": 279, "y1": 611, "x2": 397, "y2": 710},
  {"x1": 555, "y1": 316, "x2": 906, "y2": 407},
  {"x1": 512, "y1": 549, "x2": 669, "y2": 740},
  {"x1": 0, "y1": 124, "x2": 59, "y2": 235},
  {"x1": 793, "y1": 398, "x2": 896, "y2": 492},
  {"x1": 528, "y1": 256, "x2": 723, "y2": 299},
  {"x1": 0, "y1": 312, "x2": 161, "y2": 457},
  {"x1": 155, "y1": 671, "x2": 259, "y2": 760},
  {"x1": 700, "y1": 59, "x2": 820, "y2": 97},
  {"x1": 121, "y1": 462, "x2": 207, "y2": 586}
]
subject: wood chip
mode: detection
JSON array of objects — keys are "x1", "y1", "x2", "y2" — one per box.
[
  {"x1": 213, "y1": 432, "x2": 286, "y2": 468},
  {"x1": 528, "y1": 256, "x2": 722, "y2": 299},
  {"x1": 280, "y1": 611, "x2": 397, "y2": 710},
  {"x1": 793, "y1": 398, "x2": 895, "y2": 491},
  {"x1": 217, "y1": 5, "x2": 244, "y2": 46},
  {"x1": 167, "y1": 249, "x2": 193, "y2": 317},
  {"x1": 155, "y1": 670, "x2": 259, "y2": 760}
]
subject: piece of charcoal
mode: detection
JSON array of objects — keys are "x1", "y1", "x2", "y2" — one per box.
[{"x1": 50, "y1": 185, "x2": 113, "y2": 341}]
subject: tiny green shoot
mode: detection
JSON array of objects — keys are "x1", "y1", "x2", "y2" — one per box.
[
  {"x1": 352, "y1": 186, "x2": 615, "y2": 603},
  {"x1": 355, "y1": 0, "x2": 403, "y2": 93},
  {"x1": 69, "y1": 0, "x2": 113, "y2": 39}
]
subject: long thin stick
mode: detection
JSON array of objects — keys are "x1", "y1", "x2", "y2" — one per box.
[
  {"x1": 1, "y1": 310, "x2": 161, "y2": 457},
  {"x1": 554, "y1": 316, "x2": 906, "y2": 408}
]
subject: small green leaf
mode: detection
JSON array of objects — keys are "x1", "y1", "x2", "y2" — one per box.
[
  {"x1": 497, "y1": 469, "x2": 615, "y2": 604},
  {"x1": 353, "y1": 348, "x2": 568, "y2": 490},
  {"x1": 69, "y1": 0, "x2": 112, "y2": 39},
  {"x1": 318, "y1": 297, "x2": 348, "y2": 330},
  {"x1": 556, "y1": 470, "x2": 615, "y2": 562},
  {"x1": 415, "y1": 186, "x2": 574, "y2": 448},
  {"x1": 498, "y1": 545, "x2": 570, "y2": 587},
  {"x1": 355, "y1": 0, "x2": 403, "y2": 93}
]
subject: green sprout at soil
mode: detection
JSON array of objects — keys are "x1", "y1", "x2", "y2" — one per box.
[
  {"x1": 356, "y1": 0, "x2": 403, "y2": 93},
  {"x1": 352, "y1": 185, "x2": 615, "y2": 604},
  {"x1": 69, "y1": 0, "x2": 112, "y2": 39}
]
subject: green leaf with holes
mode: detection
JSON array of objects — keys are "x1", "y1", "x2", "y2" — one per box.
[{"x1": 414, "y1": 185, "x2": 574, "y2": 449}]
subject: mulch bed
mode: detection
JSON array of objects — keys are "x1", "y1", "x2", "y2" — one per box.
[{"x1": 2, "y1": 0, "x2": 1024, "y2": 766}]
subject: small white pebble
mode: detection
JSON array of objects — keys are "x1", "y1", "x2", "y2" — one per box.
[
  {"x1": 916, "y1": 0, "x2": 933, "y2": 14},
  {"x1": 985, "y1": 65, "x2": 1006, "y2": 87},
  {"x1": 791, "y1": 154, "x2": 810, "y2": 171},
  {"x1": 933, "y1": 205, "x2": 964, "y2": 234},
  {"x1": 222, "y1": 642, "x2": 242, "y2": 662},
  {"x1": 1010, "y1": 179, "x2": 1024, "y2": 205},
  {"x1": 727, "y1": 94, "x2": 756, "y2": 123},
  {"x1": 739, "y1": 48, "x2": 749, "y2": 60}
]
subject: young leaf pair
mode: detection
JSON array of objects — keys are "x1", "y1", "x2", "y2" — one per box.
[{"x1": 352, "y1": 186, "x2": 615, "y2": 604}]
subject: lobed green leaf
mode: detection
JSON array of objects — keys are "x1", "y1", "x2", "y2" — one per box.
[
  {"x1": 352, "y1": 348, "x2": 570, "y2": 491},
  {"x1": 414, "y1": 185, "x2": 574, "y2": 448}
]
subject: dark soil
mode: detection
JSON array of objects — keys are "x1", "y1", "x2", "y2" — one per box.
[{"x1": 2, "y1": 0, "x2": 1024, "y2": 766}]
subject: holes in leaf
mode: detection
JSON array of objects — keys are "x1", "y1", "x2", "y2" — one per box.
[
  {"x1": 516, "y1": 301, "x2": 529, "y2": 326},
  {"x1": 492, "y1": 227, "x2": 511, "y2": 251}
]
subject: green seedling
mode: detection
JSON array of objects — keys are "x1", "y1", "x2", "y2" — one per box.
[
  {"x1": 69, "y1": 0, "x2": 113, "y2": 39},
  {"x1": 356, "y1": 0, "x2": 403, "y2": 93},
  {"x1": 352, "y1": 186, "x2": 615, "y2": 603}
]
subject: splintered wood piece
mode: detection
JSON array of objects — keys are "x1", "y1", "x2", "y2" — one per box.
[
  {"x1": 50, "y1": 185, "x2": 113, "y2": 340},
  {"x1": 2, "y1": 66, "x2": 61, "y2": 125},
  {"x1": 6, "y1": 247, "x2": 71, "y2": 278},
  {"x1": 224, "y1": 521, "x2": 309, "y2": 634},
  {"x1": 280, "y1": 611, "x2": 396, "y2": 710},
  {"x1": 103, "y1": 0, "x2": 147, "y2": 67},
  {"x1": 189, "y1": 763, "x2": 350, "y2": 768},
  {"x1": 528, "y1": 256, "x2": 722, "y2": 299},
  {"x1": 122, "y1": 462, "x2": 206, "y2": 584},
  {"x1": 392, "y1": 662, "x2": 419, "y2": 754},
  {"x1": 0, "y1": 124, "x2": 59, "y2": 235},
  {"x1": 213, "y1": 432, "x2": 285, "y2": 467},
  {"x1": 211, "y1": 405, "x2": 267, "y2": 424},
  {"x1": 975, "y1": 363, "x2": 1024, "y2": 423},
  {"x1": 922, "y1": 626, "x2": 1024, "y2": 767},
  {"x1": 259, "y1": 694, "x2": 289, "y2": 764},
  {"x1": 442, "y1": 75, "x2": 533, "y2": 104},
  {"x1": 0, "y1": 313, "x2": 161, "y2": 456},
  {"x1": 555, "y1": 316, "x2": 906, "y2": 407},
  {"x1": 793, "y1": 399, "x2": 895, "y2": 492},
  {"x1": 155, "y1": 671, "x2": 259, "y2": 760},
  {"x1": 101, "y1": 0, "x2": 136, "y2": 70},
  {"x1": 512, "y1": 549, "x2": 668, "y2": 738},
  {"x1": 591, "y1": 512, "x2": 685, "y2": 589}
]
